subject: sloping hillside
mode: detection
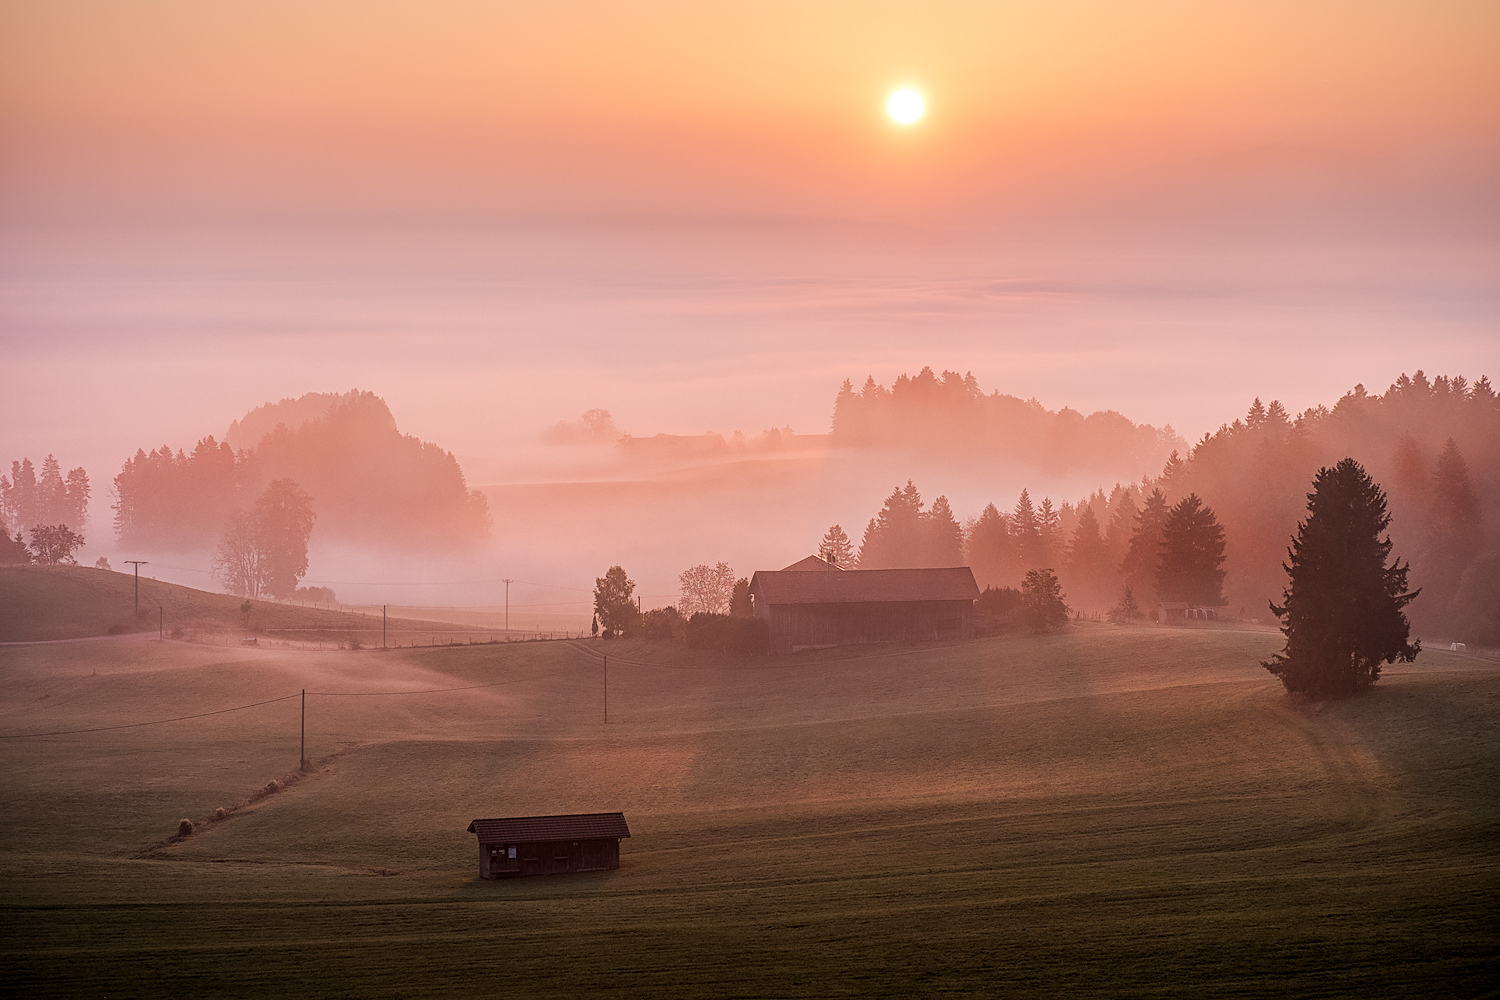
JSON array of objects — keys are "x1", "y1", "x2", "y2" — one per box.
[{"x1": 0, "y1": 565, "x2": 484, "y2": 642}]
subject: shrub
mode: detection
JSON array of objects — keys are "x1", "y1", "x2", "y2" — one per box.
[
  {"x1": 641, "y1": 606, "x2": 687, "y2": 641},
  {"x1": 975, "y1": 586, "x2": 1023, "y2": 634},
  {"x1": 686, "y1": 612, "x2": 768, "y2": 654},
  {"x1": 177, "y1": 818, "x2": 195, "y2": 837},
  {"x1": 214, "y1": 807, "x2": 228, "y2": 821}
]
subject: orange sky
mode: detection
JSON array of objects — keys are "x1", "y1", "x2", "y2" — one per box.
[{"x1": 3, "y1": 0, "x2": 1497, "y2": 223}]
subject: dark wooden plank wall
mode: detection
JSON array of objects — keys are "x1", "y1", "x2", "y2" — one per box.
[
  {"x1": 767, "y1": 600, "x2": 973, "y2": 653},
  {"x1": 480, "y1": 839, "x2": 620, "y2": 879}
]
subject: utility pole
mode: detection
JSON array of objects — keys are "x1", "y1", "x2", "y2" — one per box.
[
  {"x1": 502, "y1": 579, "x2": 513, "y2": 633},
  {"x1": 159, "y1": 605, "x2": 164, "y2": 641},
  {"x1": 383, "y1": 605, "x2": 387, "y2": 649},
  {"x1": 603, "y1": 654, "x2": 608, "y2": 724},
  {"x1": 300, "y1": 689, "x2": 306, "y2": 771},
  {"x1": 124, "y1": 561, "x2": 148, "y2": 616}
]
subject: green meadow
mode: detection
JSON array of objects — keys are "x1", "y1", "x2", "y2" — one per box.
[{"x1": 1, "y1": 621, "x2": 1496, "y2": 997}]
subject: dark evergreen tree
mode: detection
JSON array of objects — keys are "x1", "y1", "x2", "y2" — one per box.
[
  {"x1": 1011, "y1": 489, "x2": 1043, "y2": 569},
  {"x1": 1121, "y1": 488, "x2": 1169, "y2": 606},
  {"x1": 1037, "y1": 497, "x2": 1063, "y2": 570},
  {"x1": 858, "y1": 481, "x2": 930, "y2": 568},
  {"x1": 729, "y1": 577, "x2": 754, "y2": 617},
  {"x1": 1065, "y1": 502, "x2": 1114, "y2": 610},
  {"x1": 965, "y1": 503, "x2": 1015, "y2": 588},
  {"x1": 1021, "y1": 568, "x2": 1070, "y2": 633},
  {"x1": 1263, "y1": 459, "x2": 1419, "y2": 697},
  {"x1": 924, "y1": 495, "x2": 965, "y2": 566},
  {"x1": 1156, "y1": 494, "x2": 1227, "y2": 606}
]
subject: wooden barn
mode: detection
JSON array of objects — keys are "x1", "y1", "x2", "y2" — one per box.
[
  {"x1": 749, "y1": 564, "x2": 980, "y2": 654},
  {"x1": 467, "y1": 812, "x2": 631, "y2": 879}
]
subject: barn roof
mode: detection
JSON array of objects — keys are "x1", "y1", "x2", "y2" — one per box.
[
  {"x1": 780, "y1": 554, "x2": 842, "y2": 572},
  {"x1": 750, "y1": 567, "x2": 980, "y2": 606},
  {"x1": 467, "y1": 812, "x2": 631, "y2": 842}
]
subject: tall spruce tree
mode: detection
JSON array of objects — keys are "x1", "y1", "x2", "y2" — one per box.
[
  {"x1": 1012, "y1": 489, "x2": 1043, "y2": 569},
  {"x1": 1263, "y1": 459, "x2": 1419, "y2": 697},
  {"x1": 924, "y1": 495, "x2": 965, "y2": 566},
  {"x1": 818, "y1": 524, "x2": 854, "y2": 567},
  {"x1": 1121, "y1": 488, "x2": 1169, "y2": 606},
  {"x1": 1065, "y1": 503, "x2": 1114, "y2": 611},
  {"x1": 1156, "y1": 494, "x2": 1227, "y2": 606},
  {"x1": 965, "y1": 503, "x2": 1015, "y2": 588}
]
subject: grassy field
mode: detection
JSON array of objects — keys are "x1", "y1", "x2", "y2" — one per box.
[
  {"x1": 0, "y1": 565, "x2": 503, "y2": 643},
  {"x1": 0, "y1": 624, "x2": 1496, "y2": 997}
]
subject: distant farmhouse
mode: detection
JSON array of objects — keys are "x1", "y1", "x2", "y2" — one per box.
[
  {"x1": 467, "y1": 812, "x2": 630, "y2": 879},
  {"x1": 750, "y1": 558, "x2": 980, "y2": 654}
]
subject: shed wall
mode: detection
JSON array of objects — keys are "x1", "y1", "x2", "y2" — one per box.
[{"x1": 479, "y1": 838, "x2": 620, "y2": 879}]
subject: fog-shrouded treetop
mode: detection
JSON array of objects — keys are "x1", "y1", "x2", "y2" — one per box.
[
  {"x1": 115, "y1": 390, "x2": 490, "y2": 552},
  {"x1": 831, "y1": 368, "x2": 1184, "y2": 481}
]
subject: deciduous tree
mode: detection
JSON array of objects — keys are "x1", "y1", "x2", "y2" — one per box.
[
  {"x1": 1263, "y1": 459, "x2": 1419, "y2": 697},
  {"x1": 27, "y1": 524, "x2": 85, "y2": 565},
  {"x1": 594, "y1": 565, "x2": 639, "y2": 639},
  {"x1": 679, "y1": 561, "x2": 736, "y2": 615},
  {"x1": 254, "y1": 479, "x2": 317, "y2": 599},
  {"x1": 1021, "y1": 568, "x2": 1070, "y2": 633}
]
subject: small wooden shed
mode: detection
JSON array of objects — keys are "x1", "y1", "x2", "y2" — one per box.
[{"x1": 467, "y1": 812, "x2": 631, "y2": 879}]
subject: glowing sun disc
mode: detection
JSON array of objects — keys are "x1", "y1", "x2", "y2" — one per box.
[{"x1": 888, "y1": 89, "x2": 924, "y2": 124}]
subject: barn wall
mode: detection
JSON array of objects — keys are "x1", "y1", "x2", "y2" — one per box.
[{"x1": 766, "y1": 600, "x2": 973, "y2": 654}]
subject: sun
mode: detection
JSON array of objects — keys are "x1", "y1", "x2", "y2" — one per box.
[{"x1": 887, "y1": 89, "x2": 924, "y2": 124}]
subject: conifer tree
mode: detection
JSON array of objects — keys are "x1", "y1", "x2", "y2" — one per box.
[
  {"x1": 965, "y1": 503, "x2": 1015, "y2": 588},
  {"x1": 1156, "y1": 494, "x2": 1227, "y2": 606},
  {"x1": 857, "y1": 482, "x2": 925, "y2": 569},
  {"x1": 1011, "y1": 489, "x2": 1042, "y2": 569},
  {"x1": 1121, "y1": 488, "x2": 1169, "y2": 606},
  {"x1": 818, "y1": 524, "x2": 854, "y2": 567},
  {"x1": 1065, "y1": 503, "x2": 1114, "y2": 610},
  {"x1": 924, "y1": 495, "x2": 964, "y2": 566},
  {"x1": 1263, "y1": 459, "x2": 1419, "y2": 697},
  {"x1": 1104, "y1": 487, "x2": 1138, "y2": 568},
  {"x1": 1037, "y1": 498, "x2": 1064, "y2": 570}
]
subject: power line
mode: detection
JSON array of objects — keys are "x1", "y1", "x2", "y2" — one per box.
[{"x1": 0, "y1": 693, "x2": 302, "y2": 739}]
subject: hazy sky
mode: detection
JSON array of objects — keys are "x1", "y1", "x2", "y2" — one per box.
[{"x1": 2, "y1": 1, "x2": 1497, "y2": 551}]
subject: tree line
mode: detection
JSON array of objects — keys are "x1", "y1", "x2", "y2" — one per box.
[
  {"x1": 819, "y1": 370, "x2": 1496, "y2": 643},
  {"x1": 0, "y1": 456, "x2": 91, "y2": 566},
  {"x1": 822, "y1": 479, "x2": 1227, "y2": 619},
  {"x1": 114, "y1": 390, "x2": 490, "y2": 552},
  {"x1": 830, "y1": 366, "x2": 1183, "y2": 479},
  {"x1": 592, "y1": 563, "x2": 765, "y2": 652}
]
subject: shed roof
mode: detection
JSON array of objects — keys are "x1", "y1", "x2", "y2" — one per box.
[
  {"x1": 750, "y1": 567, "x2": 980, "y2": 606},
  {"x1": 467, "y1": 812, "x2": 631, "y2": 843},
  {"x1": 780, "y1": 554, "x2": 842, "y2": 572}
]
